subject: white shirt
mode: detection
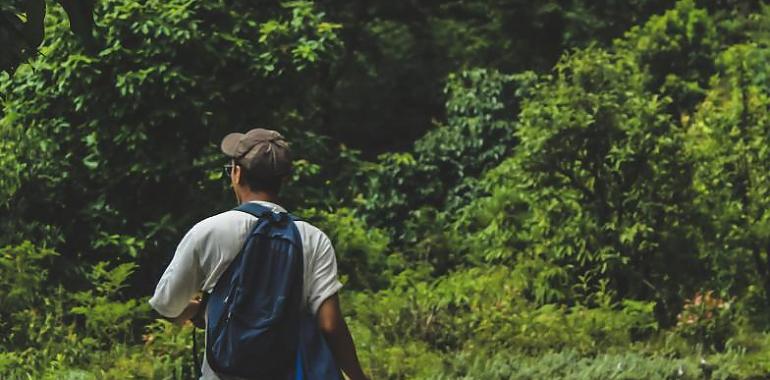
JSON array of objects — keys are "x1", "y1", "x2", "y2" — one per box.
[{"x1": 149, "y1": 200, "x2": 343, "y2": 379}]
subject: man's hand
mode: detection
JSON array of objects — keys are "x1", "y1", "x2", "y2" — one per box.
[
  {"x1": 317, "y1": 294, "x2": 369, "y2": 380},
  {"x1": 170, "y1": 298, "x2": 201, "y2": 325}
]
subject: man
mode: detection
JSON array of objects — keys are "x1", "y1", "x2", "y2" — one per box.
[{"x1": 149, "y1": 128, "x2": 368, "y2": 380}]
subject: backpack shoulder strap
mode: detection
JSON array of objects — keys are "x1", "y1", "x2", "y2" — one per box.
[
  {"x1": 234, "y1": 202, "x2": 304, "y2": 226},
  {"x1": 233, "y1": 202, "x2": 274, "y2": 219}
]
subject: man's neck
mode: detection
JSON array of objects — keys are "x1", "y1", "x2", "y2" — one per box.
[{"x1": 238, "y1": 190, "x2": 279, "y2": 205}]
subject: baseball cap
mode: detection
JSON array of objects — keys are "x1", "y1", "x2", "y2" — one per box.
[{"x1": 220, "y1": 128, "x2": 292, "y2": 177}]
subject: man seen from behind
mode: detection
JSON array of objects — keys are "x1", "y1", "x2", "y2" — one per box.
[{"x1": 149, "y1": 128, "x2": 368, "y2": 380}]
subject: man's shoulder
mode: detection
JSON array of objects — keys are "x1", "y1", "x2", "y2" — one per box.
[
  {"x1": 189, "y1": 209, "x2": 255, "y2": 236},
  {"x1": 293, "y1": 220, "x2": 333, "y2": 249},
  {"x1": 293, "y1": 219, "x2": 327, "y2": 237}
]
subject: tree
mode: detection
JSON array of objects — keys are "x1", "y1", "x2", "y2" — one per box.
[
  {"x1": 0, "y1": 0, "x2": 341, "y2": 295},
  {"x1": 311, "y1": 0, "x2": 694, "y2": 154},
  {"x1": 617, "y1": 0, "x2": 720, "y2": 116},
  {"x1": 1, "y1": 0, "x2": 96, "y2": 74},
  {"x1": 453, "y1": 47, "x2": 702, "y2": 323},
  {"x1": 358, "y1": 69, "x2": 534, "y2": 229},
  {"x1": 687, "y1": 42, "x2": 770, "y2": 299}
]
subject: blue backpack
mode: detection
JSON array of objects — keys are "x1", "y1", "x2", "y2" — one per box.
[{"x1": 205, "y1": 203, "x2": 342, "y2": 380}]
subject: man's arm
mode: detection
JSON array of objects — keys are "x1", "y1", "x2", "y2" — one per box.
[
  {"x1": 317, "y1": 294, "x2": 368, "y2": 380},
  {"x1": 168, "y1": 298, "x2": 201, "y2": 325},
  {"x1": 149, "y1": 225, "x2": 204, "y2": 321}
]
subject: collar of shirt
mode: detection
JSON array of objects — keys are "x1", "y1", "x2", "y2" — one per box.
[{"x1": 248, "y1": 200, "x2": 287, "y2": 213}]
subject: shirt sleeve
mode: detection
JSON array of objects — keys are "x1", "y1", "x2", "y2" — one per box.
[
  {"x1": 149, "y1": 225, "x2": 204, "y2": 318},
  {"x1": 308, "y1": 231, "x2": 344, "y2": 314}
]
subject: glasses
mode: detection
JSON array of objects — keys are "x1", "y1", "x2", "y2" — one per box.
[{"x1": 223, "y1": 163, "x2": 234, "y2": 178}]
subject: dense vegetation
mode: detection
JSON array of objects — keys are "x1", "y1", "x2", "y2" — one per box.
[{"x1": 3, "y1": 0, "x2": 770, "y2": 378}]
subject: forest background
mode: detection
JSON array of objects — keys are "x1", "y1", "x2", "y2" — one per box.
[{"x1": 3, "y1": 0, "x2": 770, "y2": 378}]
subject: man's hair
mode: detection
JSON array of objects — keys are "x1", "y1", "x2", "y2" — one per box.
[{"x1": 237, "y1": 161, "x2": 284, "y2": 194}]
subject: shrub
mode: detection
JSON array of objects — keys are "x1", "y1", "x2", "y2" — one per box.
[{"x1": 674, "y1": 291, "x2": 735, "y2": 350}]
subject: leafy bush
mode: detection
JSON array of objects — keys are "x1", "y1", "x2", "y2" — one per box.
[
  {"x1": 0, "y1": 0, "x2": 343, "y2": 292},
  {"x1": 346, "y1": 266, "x2": 661, "y2": 379},
  {"x1": 433, "y1": 350, "x2": 704, "y2": 380},
  {"x1": 674, "y1": 291, "x2": 735, "y2": 350},
  {"x1": 70, "y1": 262, "x2": 150, "y2": 345},
  {"x1": 617, "y1": 0, "x2": 719, "y2": 113},
  {"x1": 359, "y1": 69, "x2": 536, "y2": 235},
  {"x1": 686, "y1": 42, "x2": 770, "y2": 299},
  {"x1": 299, "y1": 207, "x2": 395, "y2": 290},
  {"x1": 444, "y1": 45, "x2": 704, "y2": 320},
  {"x1": 0, "y1": 242, "x2": 73, "y2": 376}
]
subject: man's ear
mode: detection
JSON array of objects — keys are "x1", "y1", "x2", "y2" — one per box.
[{"x1": 233, "y1": 164, "x2": 242, "y2": 185}]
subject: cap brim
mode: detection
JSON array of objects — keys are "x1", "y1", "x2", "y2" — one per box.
[{"x1": 220, "y1": 133, "x2": 243, "y2": 157}]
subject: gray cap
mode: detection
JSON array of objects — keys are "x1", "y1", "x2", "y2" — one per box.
[{"x1": 220, "y1": 128, "x2": 292, "y2": 177}]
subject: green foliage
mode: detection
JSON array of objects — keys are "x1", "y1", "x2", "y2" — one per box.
[
  {"x1": 0, "y1": 0, "x2": 45, "y2": 74},
  {"x1": 0, "y1": 242, "x2": 60, "y2": 350},
  {"x1": 0, "y1": 243, "x2": 108, "y2": 376},
  {"x1": 449, "y1": 46, "x2": 702, "y2": 316},
  {"x1": 0, "y1": 0, "x2": 343, "y2": 290},
  {"x1": 347, "y1": 266, "x2": 661, "y2": 379},
  {"x1": 0, "y1": 0, "x2": 98, "y2": 75},
  {"x1": 0, "y1": 242, "x2": 198, "y2": 379},
  {"x1": 618, "y1": 0, "x2": 720, "y2": 113},
  {"x1": 7, "y1": 1, "x2": 770, "y2": 379},
  {"x1": 686, "y1": 41, "x2": 770, "y2": 299},
  {"x1": 0, "y1": 135, "x2": 23, "y2": 206},
  {"x1": 674, "y1": 291, "x2": 735, "y2": 350},
  {"x1": 321, "y1": 0, "x2": 703, "y2": 152},
  {"x1": 70, "y1": 262, "x2": 149, "y2": 344},
  {"x1": 359, "y1": 69, "x2": 536, "y2": 243},
  {"x1": 433, "y1": 350, "x2": 702, "y2": 380},
  {"x1": 300, "y1": 207, "x2": 393, "y2": 290}
]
